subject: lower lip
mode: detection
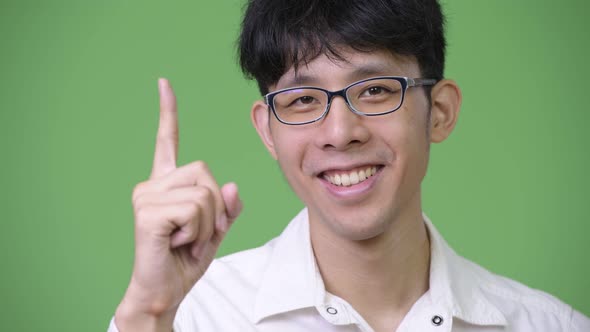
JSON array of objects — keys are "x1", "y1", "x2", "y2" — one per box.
[{"x1": 319, "y1": 168, "x2": 382, "y2": 201}]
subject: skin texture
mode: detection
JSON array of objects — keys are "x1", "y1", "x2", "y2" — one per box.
[
  {"x1": 115, "y1": 79, "x2": 243, "y2": 331},
  {"x1": 251, "y1": 49, "x2": 461, "y2": 331},
  {"x1": 252, "y1": 49, "x2": 461, "y2": 242},
  {"x1": 114, "y1": 48, "x2": 460, "y2": 332}
]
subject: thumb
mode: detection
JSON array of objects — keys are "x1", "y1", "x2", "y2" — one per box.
[{"x1": 218, "y1": 182, "x2": 243, "y2": 232}]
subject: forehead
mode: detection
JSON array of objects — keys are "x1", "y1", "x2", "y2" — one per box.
[{"x1": 273, "y1": 49, "x2": 419, "y2": 91}]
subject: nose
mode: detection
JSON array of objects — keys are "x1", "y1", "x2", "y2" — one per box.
[{"x1": 315, "y1": 95, "x2": 371, "y2": 150}]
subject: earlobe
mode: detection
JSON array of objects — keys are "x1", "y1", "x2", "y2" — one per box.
[
  {"x1": 429, "y1": 79, "x2": 462, "y2": 143},
  {"x1": 251, "y1": 100, "x2": 278, "y2": 160}
]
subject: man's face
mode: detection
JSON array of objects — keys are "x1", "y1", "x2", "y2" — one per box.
[{"x1": 252, "y1": 49, "x2": 440, "y2": 241}]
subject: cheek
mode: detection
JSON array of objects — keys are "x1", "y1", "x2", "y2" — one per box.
[
  {"x1": 403, "y1": 113, "x2": 431, "y2": 182},
  {"x1": 272, "y1": 133, "x2": 315, "y2": 204},
  {"x1": 271, "y1": 126, "x2": 309, "y2": 177},
  {"x1": 396, "y1": 100, "x2": 430, "y2": 146},
  {"x1": 384, "y1": 106, "x2": 430, "y2": 176}
]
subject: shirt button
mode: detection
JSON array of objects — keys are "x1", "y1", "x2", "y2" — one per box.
[
  {"x1": 431, "y1": 315, "x2": 443, "y2": 326},
  {"x1": 326, "y1": 306, "x2": 338, "y2": 315}
]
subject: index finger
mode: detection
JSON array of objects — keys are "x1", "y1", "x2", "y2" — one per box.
[{"x1": 151, "y1": 78, "x2": 178, "y2": 178}]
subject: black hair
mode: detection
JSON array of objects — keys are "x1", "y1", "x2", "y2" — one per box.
[{"x1": 238, "y1": 0, "x2": 446, "y2": 96}]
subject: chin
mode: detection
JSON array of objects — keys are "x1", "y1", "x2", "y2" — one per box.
[
  {"x1": 336, "y1": 226, "x2": 386, "y2": 242},
  {"x1": 315, "y1": 208, "x2": 394, "y2": 241}
]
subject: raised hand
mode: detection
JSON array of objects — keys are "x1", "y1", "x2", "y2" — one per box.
[{"x1": 115, "y1": 79, "x2": 242, "y2": 331}]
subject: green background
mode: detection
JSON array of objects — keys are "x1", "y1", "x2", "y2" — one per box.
[{"x1": 1, "y1": 0, "x2": 588, "y2": 330}]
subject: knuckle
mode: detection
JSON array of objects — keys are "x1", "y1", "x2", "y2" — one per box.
[
  {"x1": 134, "y1": 206, "x2": 152, "y2": 226},
  {"x1": 135, "y1": 208, "x2": 151, "y2": 231},
  {"x1": 197, "y1": 185, "x2": 214, "y2": 199},
  {"x1": 199, "y1": 219, "x2": 214, "y2": 240},
  {"x1": 190, "y1": 160, "x2": 209, "y2": 173},
  {"x1": 190, "y1": 186, "x2": 214, "y2": 205},
  {"x1": 187, "y1": 201, "x2": 201, "y2": 217},
  {"x1": 133, "y1": 193, "x2": 147, "y2": 209},
  {"x1": 132, "y1": 181, "x2": 149, "y2": 203},
  {"x1": 199, "y1": 186, "x2": 222, "y2": 212},
  {"x1": 156, "y1": 134, "x2": 178, "y2": 146}
]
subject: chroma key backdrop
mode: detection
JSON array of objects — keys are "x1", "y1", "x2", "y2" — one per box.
[{"x1": 1, "y1": 0, "x2": 589, "y2": 330}]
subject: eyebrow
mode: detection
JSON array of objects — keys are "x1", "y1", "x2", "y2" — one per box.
[
  {"x1": 351, "y1": 63, "x2": 396, "y2": 79},
  {"x1": 279, "y1": 62, "x2": 399, "y2": 89}
]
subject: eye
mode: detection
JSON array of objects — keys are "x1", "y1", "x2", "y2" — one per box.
[
  {"x1": 366, "y1": 86, "x2": 387, "y2": 96},
  {"x1": 296, "y1": 95, "x2": 315, "y2": 104},
  {"x1": 286, "y1": 95, "x2": 320, "y2": 108},
  {"x1": 360, "y1": 85, "x2": 395, "y2": 98},
  {"x1": 274, "y1": 89, "x2": 324, "y2": 111}
]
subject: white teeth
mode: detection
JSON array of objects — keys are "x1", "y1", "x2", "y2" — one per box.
[
  {"x1": 349, "y1": 172, "x2": 359, "y2": 185},
  {"x1": 334, "y1": 174, "x2": 342, "y2": 186},
  {"x1": 324, "y1": 166, "x2": 379, "y2": 187},
  {"x1": 359, "y1": 170, "x2": 366, "y2": 181},
  {"x1": 341, "y1": 173, "x2": 351, "y2": 186}
]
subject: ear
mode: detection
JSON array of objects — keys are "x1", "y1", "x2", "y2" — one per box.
[
  {"x1": 429, "y1": 79, "x2": 462, "y2": 143},
  {"x1": 251, "y1": 100, "x2": 278, "y2": 160}
]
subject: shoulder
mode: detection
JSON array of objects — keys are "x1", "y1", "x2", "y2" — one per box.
[
  {"x1": 458, "y1": 255, "x2": 590, "y2": 331},
  {"x1": 175, "y1": 209, "x2": 311, "y2": 328},
  {"x1": 172, "y1": 239, "x2": 280, "y2": 329},
  {"x1": 211, "y1": 237, "x2": 279, "y2": 282},
  {"x1": 193, "y1": 237, "x2": 279, "y2": 298}
]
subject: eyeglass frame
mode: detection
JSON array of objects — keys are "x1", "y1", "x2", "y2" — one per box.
[{"x1": 264, "y1": 76, "x2": 438, "y2": 125}]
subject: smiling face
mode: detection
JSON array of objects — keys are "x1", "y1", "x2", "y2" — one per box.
[{"x1": 252, "y1": 48, "x2": 460, "y2": 241}]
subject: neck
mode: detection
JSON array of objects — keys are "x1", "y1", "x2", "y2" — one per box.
[{"x1": 309, "y1": 196, "x2": 431, "y2": 330}]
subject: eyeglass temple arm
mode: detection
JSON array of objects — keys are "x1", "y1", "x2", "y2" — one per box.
[{"x1": 408, "y1": 78, "x2": 438, "y2": 87}]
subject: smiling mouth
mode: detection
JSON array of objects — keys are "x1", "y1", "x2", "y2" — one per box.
[{"x1": 321, "y1": 166, "x2": 380, "y2": 187}]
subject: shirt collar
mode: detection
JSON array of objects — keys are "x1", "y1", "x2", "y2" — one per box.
[
  {"x1": 252, "y1": 209, "x2": 507, "y2": 327},
  {"x1": 253, "y1": 208, "x2": 322, "y2": 323},
  {"x1": 423, "y1": 213, "x2": 507, "y2": 326}
]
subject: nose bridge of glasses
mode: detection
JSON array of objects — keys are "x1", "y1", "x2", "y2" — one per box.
[{"x1": 325, "y1": 88, "x2": 355, "y2": 114}]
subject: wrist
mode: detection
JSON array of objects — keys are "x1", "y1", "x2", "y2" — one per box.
[
  {"x1": 115, "y1": 284, "x2": 179, "y2": 332},
  {"x1": 115, "y1": 298, "x2": 177, "y2": 332}
]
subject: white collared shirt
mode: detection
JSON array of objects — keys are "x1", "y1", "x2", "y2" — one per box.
[{"x1": 109, "y1": 209, "x2": 590, "y2": 331}]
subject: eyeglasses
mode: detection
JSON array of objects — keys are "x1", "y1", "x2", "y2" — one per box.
[{"x1": 265, "y1": 76, "x2": 437, "y2": 125}]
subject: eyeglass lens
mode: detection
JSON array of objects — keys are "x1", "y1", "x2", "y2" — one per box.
[{"x1": 273, "y1": 78, "x2": 403, "y2": 124}]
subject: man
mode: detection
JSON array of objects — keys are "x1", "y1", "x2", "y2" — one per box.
[{"x1": 109, "y1": 0, "x2": 590, "y2": 331}]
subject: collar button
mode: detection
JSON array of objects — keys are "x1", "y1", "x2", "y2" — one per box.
[
  {"x1": 431, "y1": 315, "x2": 443, "y2": 326},
  {"x1": 326, "y1": 306, "x2": 338, "y2": 315}
]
